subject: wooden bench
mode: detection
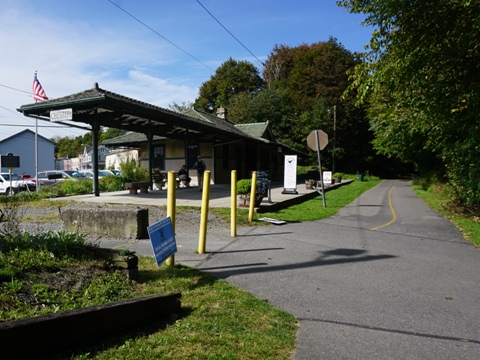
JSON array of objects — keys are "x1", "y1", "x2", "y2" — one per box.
[{"x1": 125, "y1": 181, "x2": 150, "y2": 194}]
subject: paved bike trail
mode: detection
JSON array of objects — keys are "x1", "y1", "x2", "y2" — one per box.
[{"x1": 194, "y1": 179, "x2": 480, "y2": 359}]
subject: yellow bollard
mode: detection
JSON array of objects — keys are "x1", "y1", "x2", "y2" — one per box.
[
  {"x1": 198, "y1": 171, "x2": 211, "y2": 254},
  {"x1": 231, "y1": 170, "x2": 237, "y2": 237},
  {"x1": 165, "y1": 171, "x2": 176, "y2": 266},
  {"x1": 248, "y1": 171, "x2": 257, "y2": 223}
]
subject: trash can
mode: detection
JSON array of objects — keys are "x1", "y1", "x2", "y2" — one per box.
[{"x1": 358, "y1": 174, "x2": 365, "y2": 182}]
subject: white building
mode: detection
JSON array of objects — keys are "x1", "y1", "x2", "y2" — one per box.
[{"x1": 104, "y1": 149, "x2": 138, "y2": 170}]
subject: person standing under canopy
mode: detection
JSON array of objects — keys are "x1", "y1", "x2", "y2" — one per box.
[{"x1": 193, "y1": 156, "x2": 206, "y2": 191}]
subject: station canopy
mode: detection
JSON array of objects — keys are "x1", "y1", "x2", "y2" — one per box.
[{"x1": 17, "y1": 82, "x2": 253, "y2": 143}]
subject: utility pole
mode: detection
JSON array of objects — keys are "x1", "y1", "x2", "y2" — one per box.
[{"x1": 332, "y1": 105, "x2": 336, "y2": 175}]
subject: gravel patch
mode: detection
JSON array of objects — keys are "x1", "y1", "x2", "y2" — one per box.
[{"x1": 16, "y1": 202, "x2": 231, "y2": 240}]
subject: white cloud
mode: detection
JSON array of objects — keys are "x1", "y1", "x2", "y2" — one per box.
[{"x1": 0, "y1": 1, "x2": 201, "y2": 139}]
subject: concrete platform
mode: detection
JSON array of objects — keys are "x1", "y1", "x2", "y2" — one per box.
[{"x1": 58, "y1": 181, "x2": 351, "y2": 211}]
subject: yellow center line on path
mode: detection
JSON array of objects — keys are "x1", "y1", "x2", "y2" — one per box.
[{"x1": 370, "y1": 186, "x2": 396, "y2": 231}]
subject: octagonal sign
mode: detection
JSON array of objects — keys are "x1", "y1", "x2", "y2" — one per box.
[{"x1": 307, "y1": 130, "x2": 328, "y2": 151}]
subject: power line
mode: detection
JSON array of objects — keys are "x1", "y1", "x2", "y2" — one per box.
[
  {"x1": 196, "y1": 0, "x2": 265, "y2": 68},
  {"x1": 107, "y1": 0, "x2": 214, "y2": 72},
  {"x1": 0, "y1": 123, "x2": 74, "y2": 128},
  {"x1": 0, "y1": 83, "x2": 32, "y2": 95}
]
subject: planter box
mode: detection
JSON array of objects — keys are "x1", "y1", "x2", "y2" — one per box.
[{"x1": 238, "y1": 194, "x2": 264, "y2": 207}]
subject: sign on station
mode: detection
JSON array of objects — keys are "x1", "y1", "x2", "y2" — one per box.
[{"x1": 50, "y1": 108, "x2": 73, "y2": 122}]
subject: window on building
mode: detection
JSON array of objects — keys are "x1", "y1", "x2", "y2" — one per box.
[
  {"x1": 222, "y1": 144, "x2": 229, "y2": 169},
  {"x1": 153, "y1": 145, "x2": 165, "y2": 170},
  {"x1": 187, "y1": 144, "x2": 198, "y2": 169}
]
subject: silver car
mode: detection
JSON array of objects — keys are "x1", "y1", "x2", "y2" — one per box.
[{"x1": 35, "y1": 170, "x2": 86, "y2": 186}]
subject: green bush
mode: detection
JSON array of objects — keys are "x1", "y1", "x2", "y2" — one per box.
[
  {"x1": 99, "y1": 175, "x2": 125, "y2": 192},
  {"x1": 120, "y1": 157, "x2": 149, "y2": 183},
  {"x1": 237, "y1": 179, "x2": 252, "y2": 195}
]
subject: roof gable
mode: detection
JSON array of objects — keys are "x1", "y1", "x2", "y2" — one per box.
[
  {"x1": 235, "y1": 122, "x2": 275, "y2": 142},
  {"x1": 102, "y1": 131, "x2": 167, "y2": 146},
  {"x1": 0, "y1": 129, "x2": 55, "y2": 145}
]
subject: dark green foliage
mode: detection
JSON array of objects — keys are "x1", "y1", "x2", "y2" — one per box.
[
  {"x1": 194, "y1": 58, "x2": 264, "y2": 113},
  {"x1": 263, "y1": 38, "x2": 357, "y2": 112},
  {"x1": 99, "y1": 174, "x2": 125, "y2": 192},
  {"x1": 339, "y1": 0, "x2": 480, "y2": 212}
]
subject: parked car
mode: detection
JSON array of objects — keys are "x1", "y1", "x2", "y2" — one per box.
[
  {"x1": 79, "y1": 170, "x2": 114, "y2": 178},
  {"x1": 0, "y1": 172, "x2": 35, "y2": 194},
  {"x1": 34, "y1": 170, "x2": 86, "y2": 186},
  {"x1": 110, "y1": 169, "x2": 123, "y2": 176}
]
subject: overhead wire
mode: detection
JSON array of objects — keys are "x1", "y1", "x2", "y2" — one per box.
[
  {"x1": 196, "y1": 0, "x2": 265, "y2": 68},
  {"x1": 0, "y1": 83, "x2": 90, "y2": 137},
  {"x1": 107, "y1": 0, "x2": 214, "y2": 72}
]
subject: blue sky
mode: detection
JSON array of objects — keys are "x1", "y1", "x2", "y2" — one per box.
[{"x1": 0, "y1": 0, "x2": 372, "y2": 140}]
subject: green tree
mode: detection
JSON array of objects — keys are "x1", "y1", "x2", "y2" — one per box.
[
  {"x1": 338, "y1": 0, "x2": 480, "y2": 209},
  {"x1": 100, "y1": 127, "x2": 127, "y2": 143},
  {"x1": 53, "y1": 135, "x2": 84, "y2": 158},
  {"x1": 194, "y1": 58, "x2": 264, "y2": 113},
  {"x1": 261, "y1": 39, "x2": 374, "y2": 171},
  {"x1": 263, "y1": 38, "x2": 358, "y2": 113}
]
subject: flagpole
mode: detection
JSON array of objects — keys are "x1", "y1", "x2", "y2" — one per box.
[
  {"x1": 32, "y1": 71, "x2": 47, "y2": 192},
  {"x1": 35, "y1": 117, "x2": 39, "y2": 192}
]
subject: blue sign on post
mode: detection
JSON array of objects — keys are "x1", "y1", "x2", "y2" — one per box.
[{"x1": 148, "y1": 217, "x2": 177, "y2": 266}]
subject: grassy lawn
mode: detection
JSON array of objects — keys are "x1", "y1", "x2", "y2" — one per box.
[
  {"x1": 213, "y1": 178, "x2": 382, "y2": 225},
  {"x1": 75, "y1": 260, "x2": 299, "y2": 360}
]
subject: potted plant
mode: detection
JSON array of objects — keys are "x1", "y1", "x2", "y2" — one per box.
[
  {"x1": 333, "y1": 172, "x2": 343, "y2": 184},
  {"x1": 237, "y1": 179, "x2": 264, "y2": 207},
  {"x1": 152, "y1": 168, "x2": 166, "y2": 189},
  {"x1": 305, "y1": 179, "x2": 315, "y2": 189}
]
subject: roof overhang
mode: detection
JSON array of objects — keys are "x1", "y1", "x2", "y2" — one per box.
[{"x1": 17, "y1": 83, "x2": 253, "y2": 142}]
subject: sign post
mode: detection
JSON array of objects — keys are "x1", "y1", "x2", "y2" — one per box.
[
  {"x1": 0, "y1": 153, "x2": 20, "y2": 196},
  {"x1": 306, "y1": 130, "x2": 329, "y2": 208}
]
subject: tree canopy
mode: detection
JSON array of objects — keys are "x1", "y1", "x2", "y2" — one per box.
[
  {"x1": 263, "y1": 38, "x2": 358, "y2": 113},
  {"x1": 338, "y1": 0, "x2": 480, "y2": 209},
  {"x1": 194, "y1": 58, "x2": 264, "y2": 113}
]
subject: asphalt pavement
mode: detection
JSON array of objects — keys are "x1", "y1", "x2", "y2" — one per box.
[{"x1": 72, "y1": 179, "x2": 480, "y2": 359}]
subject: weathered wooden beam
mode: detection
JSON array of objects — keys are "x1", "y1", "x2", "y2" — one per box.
[{"x1": 0, "y1": 292, "x2": 181, "y2": 358}]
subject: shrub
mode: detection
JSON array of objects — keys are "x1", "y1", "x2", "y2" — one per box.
[
  {"x1": 237, "y1": 179, "x2": 252, "y2": 195},
  {"x1": 99, "y1": 175, "x2": 125, "y2": 192},
  {"x1": 120, "y1": 157, "x2": 149, "y2": 183}
]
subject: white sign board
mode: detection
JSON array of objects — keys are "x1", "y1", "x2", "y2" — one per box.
[
  {"x1": 283, "y1": 155, "x2": 297, "y2": 190},
  {"x1": 50, "y1": 108, "x2": 73, "y2": 122},
  {"x1": 148, "y1": 217, "x2": 177, "y2": 266},
  {"x1": 323, "y1": 171, "x2": 332, "y2": 185}
]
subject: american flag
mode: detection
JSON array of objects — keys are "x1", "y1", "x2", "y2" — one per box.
[{"x1": 32, "y1": 72, "x2": 48, "y2": 102}]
